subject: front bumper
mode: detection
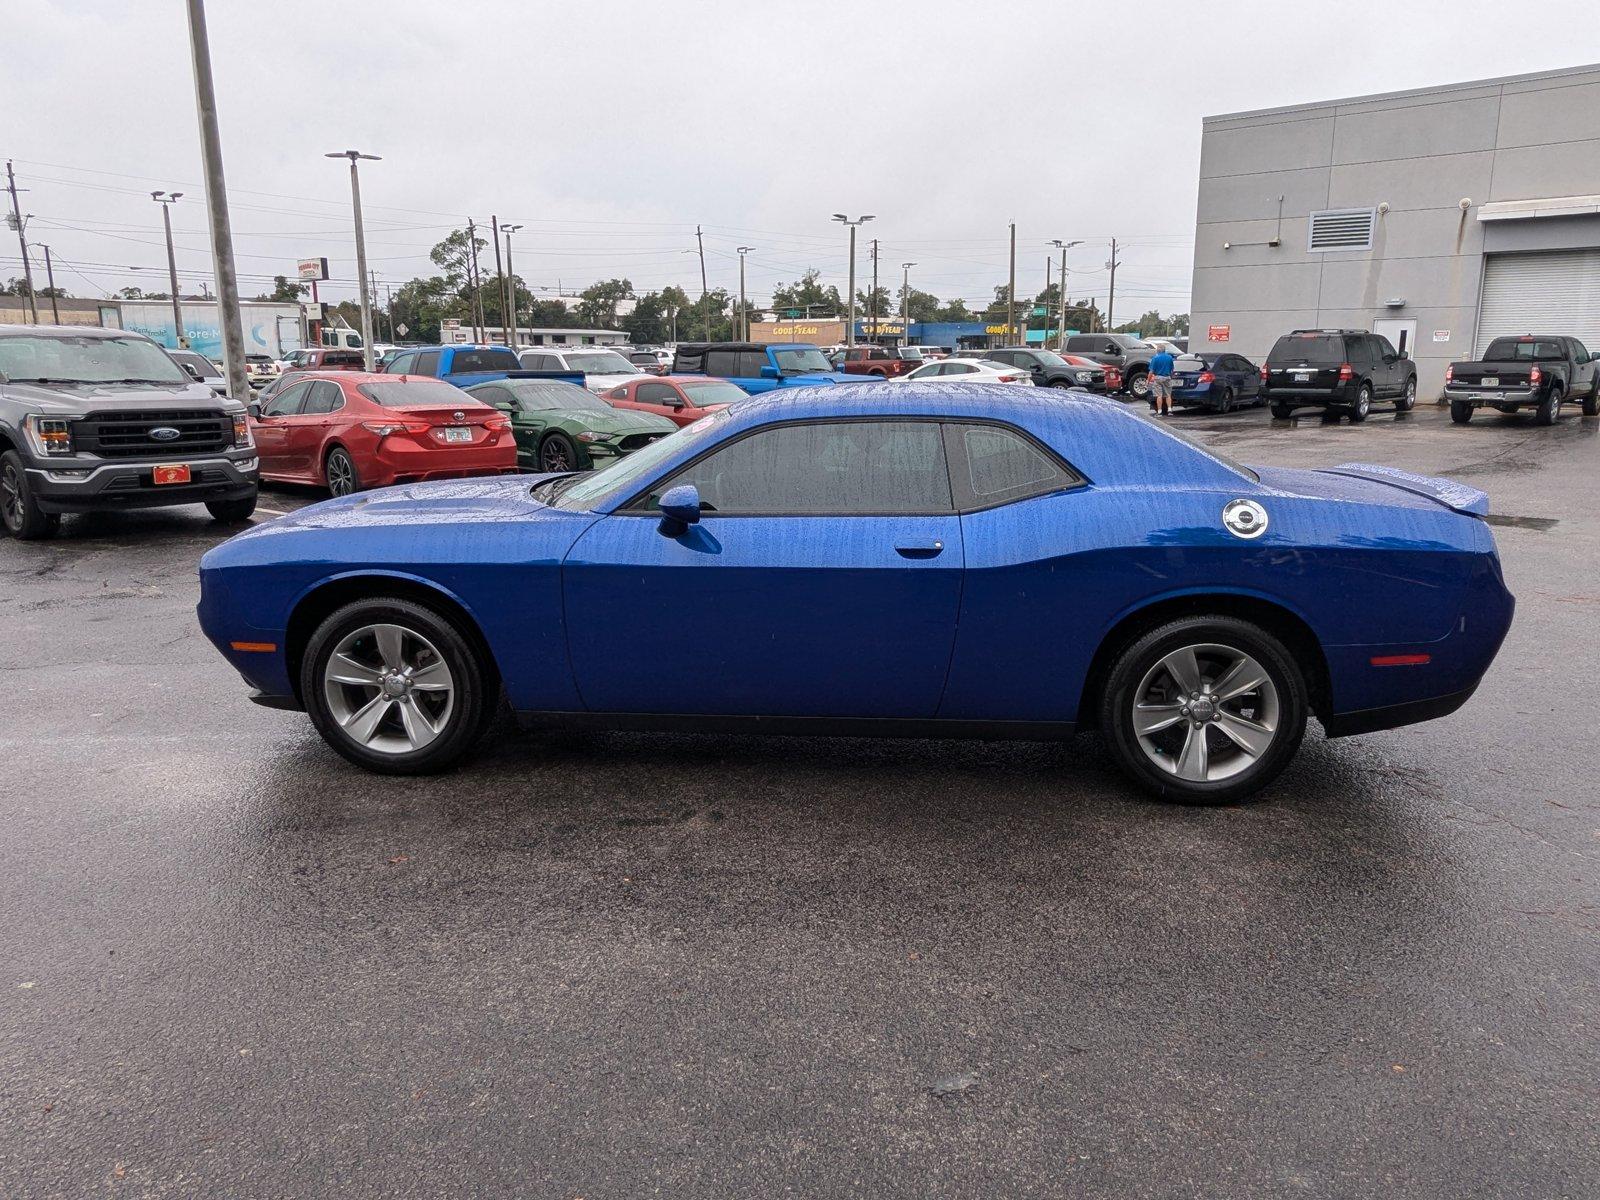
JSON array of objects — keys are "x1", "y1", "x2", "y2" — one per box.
[{"x1": 27, "y1": 451, "x2": 259, "y2": 513}]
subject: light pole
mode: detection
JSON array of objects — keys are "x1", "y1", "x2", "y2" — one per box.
[
  {"x1": 1049, "y1": 239, "x2": 1082, "y2": 349},
  {"x1": 325, "y1": 150, "x2": 380, "y2": 370},
  {"x1": 736, "y1": 246, "x2": 753, "y2": 340},
  {"x1": 151, "y1": 191, "x2": 187, "y2": 347},
  {"x1": 900, "y1": 262, "x2": 916, "y2": 345},
  {"x1": 501, "y1": 223, "x2": 523, "y2": 350},
  {"x1": 832, "y1": 213, "x2": 874, "y2": 347}
]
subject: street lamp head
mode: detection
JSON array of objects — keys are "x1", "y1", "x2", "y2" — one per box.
[
  {"x1": 901, "y1": 261, "x2": 916, "y2": 270},
  {"x1": 737, "y1": 245, "x2": 754, "y2": 254},
  {"x1": 325, "y1": 150, "x2": 382, "y2": 161},
  {"x1": 502, "y1": 223, "x2": 523, "y2": 234},
  {"x1": 861, "y1": 215, "x2": 875, "y2": 223},
  {"x1": 832, "y1": 213, "x2": 848, "y2": 222}
]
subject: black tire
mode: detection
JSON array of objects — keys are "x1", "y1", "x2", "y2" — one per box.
[
  {"x1": 1049, "y1": 380, "x2": 1074, "y2": 390},
  {"x1": 1099, "y1": 615, "x2": 1309, "y2": 805},
  {"x1": 301, "y1": 597, "x2": 495, "y2": 775},
  {"x1": 1581, "y1": 379, "x2": 1599, "y2": 418},
  {"x1": 325, "y1": 447, "x2": 360, "y2": 497},
  {"x1": 0, "y1": 449, "x2": 60, "y2": 540},
  {"x1": 1126, "y1": 370, "x2": 1150, "y2": 399},
  {"x1": 1217, "y1": 387, "x2": 1235, "y2": 414},
  {"x1": 1450, "y1": 400, "x2": 1474, "y2": 425},
  {"x1": 206, "y1": 492, "x2": 258, "y2": 523},
  {"x1": 1395, "y1": 377, "x2": 1417, "y2": 412},
  {"x1": 1535, "y1": 387, "x2": 1563, "y2": 427},
  {"x1": 1270, "y1": 401, "x2": 1294, "y2": 420},
  {"x1": 1348, "y1": 384, "x2": 1372, "y2": 423},
  {"x1": 540, "y1": 432, "x2": 579, "y2": 472}
]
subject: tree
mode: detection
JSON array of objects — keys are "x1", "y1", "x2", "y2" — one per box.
[
  {"x1": 857, "y1": 285, "x2": 894, "y2": 320},
  {"x1": 904, "y1": 287, "x2": 941, "y2": 323},
  {"x1": 575, "y1": 278, "x2": 634, "y2": 329},
  {"x1": 429, "y1": 227, "x2": 485, "y2": 291},
  {"x1": 933, "y1": 298, "x2": 974, "y2": 322},
  {"x1": 254, "y1": 274, "x2": 306, "y2": 303},
  {"x1": 1113, "y1": 309, "x2": 1189, "y2": 338},
  {"x1": 2, "y1": 277, "x2": 66, "y2": 298},
  {"x1": 770, "y1": 269, "x2": 842, "y2": 317}
]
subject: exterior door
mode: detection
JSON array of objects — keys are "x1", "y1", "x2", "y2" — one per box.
[
  {"x1": 562, "y1": 419, "x2": 964, "y2": 718},
  {"x1": 251, "y1": 381, "x2": 311, "y2": 474},
  {"x1": 287, "y1": 380, "x2": 344, "y2": 476}
]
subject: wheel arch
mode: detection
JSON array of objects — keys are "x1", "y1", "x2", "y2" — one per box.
[
  {"x1": 0, "y1": 428, "x2": 18, "y2": 456},
  {"x1": 1077, "y1": 591, "x2": 1331, "y2": 729},
  {"x1": 284, "y1": 571, "x2": 501, "y2": 706}
]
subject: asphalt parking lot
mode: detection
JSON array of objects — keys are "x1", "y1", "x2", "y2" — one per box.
[{"x1": 3, "y1": 401, "x2": 1597, "y2": 1198}]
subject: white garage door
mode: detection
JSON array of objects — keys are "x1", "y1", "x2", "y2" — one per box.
[{"x1": 1477, "y1": 249, "x2": 1600, "y2": 355}]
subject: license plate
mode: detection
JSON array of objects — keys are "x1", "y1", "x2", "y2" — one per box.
[
  {"x1": 1292, "y1": 372, "x2": 1311, "y2": 382},
  {"x1": 1480, "y1": 377, "x2": 1498, "y2": 387},
  {"x1": 442, "y1": 426, "x2": 473, "y2": 443},
  {"x1": 152, "y1": 464, "x2": 190, "y2": 485}
]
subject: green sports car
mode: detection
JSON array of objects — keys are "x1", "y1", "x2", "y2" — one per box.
[{"x1": 464, "y1": 378, "x2": 677, "y2": 472}]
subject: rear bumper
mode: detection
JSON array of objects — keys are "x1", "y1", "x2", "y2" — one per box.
[
  {"x1": 28, "y1": 453, "x2": 259, "y2": 513},
  {"x1": 366, "y1": 440, "x2": 519, "y2": 487},
  {"x1": 1322, "y1": 683, "x2": 1479, "y2": 738},
  {"x1": 1262, "y1": 384, "x2": 1357, "y2": 406},
  {"x1": 1445, "y1": 386, "x2": 1537, "y2": 408}
]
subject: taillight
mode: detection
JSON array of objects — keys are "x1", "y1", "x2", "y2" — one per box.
[
  {"x1": 1338, "y1": 363, "x2": 1353, "y2": 382},
  {"x1": 485, "y1": 416, "x2": 511, "y2": 431},
  {"x1": 361, "y1": 420, "x2": 430, "y2": 437},
  {"x1": 1260, "y1": 365, "x2": 1269, "y2": 383},
  {"x1": 1197, "y1": 371, "x2": 1215, "y2": 384},
  {"x1": 1530, "y1": 364, "x2": 1542, "y2": 385},
  {"x1": 1444, "y1": 365, "x2": 1453, "y2": 384}
]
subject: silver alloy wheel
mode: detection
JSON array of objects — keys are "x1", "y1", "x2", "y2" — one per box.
[
  {"x1": 1129, "y1": 373, "x2": 1150, "y2": 397},
  {"x1": 1355, "y1": 388, "x2": 1371, "y2": 417},
  {"x1": 321, "y1": 622, "x2": 455, "y2": 755},
  {"x1": 1403, "y1": 379, "x2": 1416, "y2": 408},
  {"x1": 327, "y1": 451, "x2": 356, "y2": 497},
  {"x1": 1131, "y1": 642, "x2": 1280, "y2": 783}
]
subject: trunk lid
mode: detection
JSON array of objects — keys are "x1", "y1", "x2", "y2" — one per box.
[{"x1": 1263, "y1": 462, "x2": 1489, "y2": 516}]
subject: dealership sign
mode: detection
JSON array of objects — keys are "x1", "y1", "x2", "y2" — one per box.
[
  {"x1": 297, "y1": 257, "x2": 330, "y2": 282},
  {"x1": 1207, "y1": 324, "x2": 1231, "y2": 342}
]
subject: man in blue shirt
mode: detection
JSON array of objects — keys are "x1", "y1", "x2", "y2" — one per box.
[{"x1": 1147, "y1": 348, "x2": 1176, "y2": 415}]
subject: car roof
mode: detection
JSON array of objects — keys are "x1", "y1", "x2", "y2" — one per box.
[{"x1": 0, "y1": 323, "x2": 148, "y2": 340}]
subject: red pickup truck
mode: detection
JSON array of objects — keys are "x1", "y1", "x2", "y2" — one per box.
[{"x1": 835, "y1": 346, "x2": 924, "y2": 378}]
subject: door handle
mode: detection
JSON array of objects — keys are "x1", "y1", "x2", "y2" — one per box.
[{"x1": 895, "y1": 540, "x2": 945, "y2": 559}]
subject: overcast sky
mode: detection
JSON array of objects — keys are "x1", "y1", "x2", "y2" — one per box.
[{"x1": 4, "y1": 0, "x2": 1594, "y2": 322}]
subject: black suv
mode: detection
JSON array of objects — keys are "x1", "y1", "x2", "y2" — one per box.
[
  {"x1": 983, "y1": 347, "x2": 1107, "y2": 391},
  {"x1": 0, "y1": 325, "x2": 258, "y2": 539},
  {"x1": 1261, "y1": 330, "x2": 1417, "y2": 422}
]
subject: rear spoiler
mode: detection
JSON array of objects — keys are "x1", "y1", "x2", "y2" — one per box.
[
  {"x1": 1320, "y1": 462, "x2": 1489, "y2": 516},
  {"x1": 504, "y1": 370, "x2": 587, "y2": 386},
  {"x1": 441, "y1": 369, "x2": 588, "y2": 388}
]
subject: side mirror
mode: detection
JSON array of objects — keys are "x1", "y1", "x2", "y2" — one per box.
[
  {"x1": 665, "y1": 396, "x2": 686, "y2": 409},
  {"x1": 759, "y1": 365, "x2": 781, "y2": 379},
  {"x1": 657, "y1": 483, "x2": 701, "y2": 538},
  {"x1": 248, "y1": 401, "x2": 262, "y2": 419},
  {"x1": 182, "y1": 362, "x2": 202, "y2": 381}
]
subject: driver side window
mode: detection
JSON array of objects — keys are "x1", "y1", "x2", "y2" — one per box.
[
  {"x1": 647, "y1": 420, "x2": 952, "y2": 515},
  {"x1": 263, "y1": 382, "x2": 311, "y2": 417}
]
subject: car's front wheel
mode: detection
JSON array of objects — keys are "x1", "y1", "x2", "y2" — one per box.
[
  {"x1": 540, "y1": 432, "x2": 578, "y2": 472},
  {"x1": 1100, "y1": 616, "x2": 1308, "y2": 804},
  {"x1": 206, "y1": 493, "x2": 258, "y2": 523},
  {"x1": 0, "y1": 450, "x2": 60, "y2": 540},
  {"x1": 301, "y1": 597, "x2": 494, "y2": 774}
]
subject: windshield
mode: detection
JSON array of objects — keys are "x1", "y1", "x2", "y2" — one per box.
[
  {"x1": 0, "y1": 334, "x2": 189, "y2": 385},
  {"x1": 1031, "y1": 350, "x2": 1068, "y2": 367},
  {"x1": 773, "y1": 347, "x2": 833, "y2": 374},
  {"x1": 1482, "y1": 338, "x2": 1567, "y2": 362},
  {"x1": 358, "y1": 380, "x2": 488, "y2": 408},
  {"x1": 565, "y1": 352, "x2": 639, "y2": 375},
  {"x1": 506, "y1": 381, "x2": 609, "y2": 412},
  {"x1": 680, "y1": 380, "x2": 747, "y2": 406},
  {"x1": 1113, "y1": 335, "x2": 1153, "y2": 350},
  {"x1": 1269, "y1": 334, "x2": 1345, "y2": 366},
  {"x1": 545, "y1": 407, "x2": 733, "y2": 510}
]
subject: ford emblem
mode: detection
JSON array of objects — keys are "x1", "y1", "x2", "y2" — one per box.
[{"x1": 149, "y1": 426, "x2": 182, "y2": 442}]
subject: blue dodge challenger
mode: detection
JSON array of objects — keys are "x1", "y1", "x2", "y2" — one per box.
[{"x1": 197, "y1": 382, "x2": 1513, "y2": 803}]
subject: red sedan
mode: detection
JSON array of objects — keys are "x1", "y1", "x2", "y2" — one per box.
[
  {"x1": 604, "y1": 375, "x2": 748, "y2": 427},
  {"x1": 250, "y1": 372, "x2": 518, "y2": 496}
]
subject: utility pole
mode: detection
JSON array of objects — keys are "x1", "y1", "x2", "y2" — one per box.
[
  {"x1": 1106, "y1": 237, "x2": 1121, "y2": 334},
  {"x1": 490, "y1": 214, "x2": 506, "y2": 343},
  {"x1": 152, "y1": 191, "x2": 187, "y2": 347},
  {"x1": 6, "y1": 160, "x2": 37, "y2": 323},
  {"x1": 38, "y1": 245, "x2": 61, "y2": 324},
  {"x1": 502, "y1": 223, "x2": 523, "y2": 350},
  {"x1": 736, "y1": 246, "x2": 753, "y2": 340},
  {"x1": 694, "y1": 224, "x2": 709, "y2": 340},
  {"x1": 326, "y1": 149, "x2": 380, "y2": 370},
  {"x1": 184, "y1": 0, "x2": 249, "y2": 400},
  {"x1": 870, "y1": 237, "x2": 879, "y2": 331},
  {"x1": 900, "y1": 261, "x2": 916, "y2": 342},
  {"x1": 1049, "y1": 239, "x2": 1081, "y2": 349},
  {"x1": 1007, "y1": 221, "x2": 1017, "y2": 345},
  {"x1": 466, "y1": 218, "x2": 485, "y2": 341},
  {"x1": 832, "y1": 213, "x2": 874, "y2": 347}
]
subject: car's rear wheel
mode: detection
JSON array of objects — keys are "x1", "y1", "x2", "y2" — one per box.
[
  {"x1": 540, "y1": 432, "x2": 578, "y2": 472},
  {"x1": 0, "y1": 450, "x2": 60, "y2": 540},
  {"x1": 206, "y1": 493, "x2": 258, "y2": 523},
  {"x1": 302, "y1": 597, "x2": 493, "y2": 774},
  {"x1": 1100, "y1": 616, "x2": 1308, "y2": 804},
  {"x1": 1270, "y1": 401, "x2": 1294, "y2": 420},
  {"x1": 1396, "y1": 377, "x2": 1417, "y2": 412},
  {"x1": 1217, "y1": 387, "x2": 1235, "y2": 413},
  {"x1": 325, "y1": 447, "x2": 360, "y2": 497},
  {"x1": 1535, "y1": 387, "x2": 1563, "y2": 426},
  {"x1": 1348, "y1": 384, "x2": 1372, "y2": 422},
  {"x1": 1450, "y1": 400, "x2": 1474, "y2": 424}
]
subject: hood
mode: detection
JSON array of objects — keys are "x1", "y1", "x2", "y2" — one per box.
[
  {"x1": 781, "y1": 372, "x2": 854, "y2": 386},
  {"x1": 1, "y1": 378, "x2": 234, "y2": 415},
  {"x1": 246, "y1": 476, "x2": 545, "y2": 537}
]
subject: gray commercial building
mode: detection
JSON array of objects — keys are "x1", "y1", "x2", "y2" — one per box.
[{"x1": 1189, "y1": 62, "x2": 1600, "y2": 394}]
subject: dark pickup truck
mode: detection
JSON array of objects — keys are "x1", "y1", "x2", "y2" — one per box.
[
  {"x1": 0, "y1": 325, "x2": 258, "y2": 539},
  {"x1": 1445, "y1": 335, "x2": 1600, "y2": 425}
]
